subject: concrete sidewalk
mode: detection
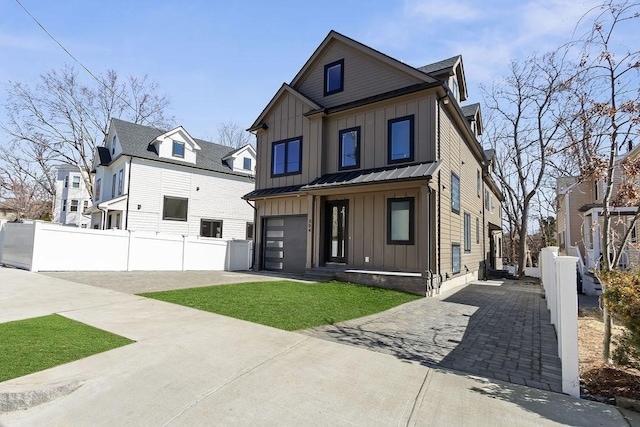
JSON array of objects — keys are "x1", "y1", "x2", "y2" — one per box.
[{"x1": 0, "y1": 267, "x2": 627, "y2": 426}]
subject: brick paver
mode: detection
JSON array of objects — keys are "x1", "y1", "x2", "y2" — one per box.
[{"x1": 302, "y1": 278, "x2": 563, "y2": 393}]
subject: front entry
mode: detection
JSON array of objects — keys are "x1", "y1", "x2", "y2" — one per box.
[{"x1": 326, "y1": 200, "x2": 348, "y2": 263}]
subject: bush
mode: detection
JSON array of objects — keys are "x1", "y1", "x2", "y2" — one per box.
[{"x1": 601, "y1": 270, "x2": 640, "y2": 369}]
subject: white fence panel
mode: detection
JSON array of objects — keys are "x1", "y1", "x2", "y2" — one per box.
[
  {"x1": 524, "y1": 267, "x2": 541, "y2": 278},
  {"x1": 0, "y1": 220, "x2": 7, "y2": 262},
  {"x1": 0, "y1": 222, "x2": 36, "y2": 270},
  {"x1": 128, "y1": 232, "x2": 184, "y2": 271},
  {"x1": 227, "y1": 240, "x2": 253, "y2": 271},
  {"x1": 184, "y1": 237, "x2": 227, "y2": 271}
]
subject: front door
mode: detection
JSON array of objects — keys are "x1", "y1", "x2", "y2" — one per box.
[{"x1": 326, "y1": 200, "x2": 348, "y2": 263}]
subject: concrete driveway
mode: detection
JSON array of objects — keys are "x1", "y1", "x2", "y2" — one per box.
[{"x1": 0, "y1": 268, "x2": 628, "y2": 426}]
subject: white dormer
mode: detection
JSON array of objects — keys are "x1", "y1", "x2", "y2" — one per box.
[
  {"x1": 150, "y1": 126, "x2": 201, "y2": 165},
  {"x1": 222, "y1": 144, "x2": 257, "y2": 175}
]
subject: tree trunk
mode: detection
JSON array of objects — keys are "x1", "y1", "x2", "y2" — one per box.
[
  {"x1": 603, "y1": 300, "x2": 611, "y2": 363},
  {"x1": 517, "y1": 212, "x2": 528, "y2": 277}
]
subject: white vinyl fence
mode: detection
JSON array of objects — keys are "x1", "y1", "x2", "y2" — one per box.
[
  {"x1": 539, "y1": 246, "x2": 579, "y2": 397},
  {"x1": 0, "y1": 221, "x2": 253, "y2": 272}
]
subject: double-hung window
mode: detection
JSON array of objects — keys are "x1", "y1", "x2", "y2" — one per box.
[
  {"x1": 163, "y1": 196, "x2": 188, "y2": 221},
  {"x1": 388, "y1": 115, "x2": 414, "y2": 164},
  {"x1": 173, "y1": 140, "x2": 185, "y2": 158},
  {"x1": 451, "y1": 172, "x2": 460, "y2": 214},
  {"x1": 339, "y1": 127, "x2": 360, "y2": 170},
  {"x1": 243, "y1": 157, "x2": 252, "y2": 170},
  {"x1": 72, "y1": 176, "x2": 81, "y2": 188},
  {"x1": 272, "y1": 137, "x2": 302, "y2": 176},
  {"x1": 324, "y1": 59, "x2": 344, "y2": 96},
  {"x1": 464, "y1": 213, "x2": 471, "y2": 252},
  {"x1": 70, "y1": 199, "x2": 79, "y2": 212},
  {"x1": 387, "y1": 197, "x2": 415, "y2": 245}
]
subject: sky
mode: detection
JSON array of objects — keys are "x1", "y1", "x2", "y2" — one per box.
[{"x1": 0, "y1": 0, "x2": 608, "y2": 145}]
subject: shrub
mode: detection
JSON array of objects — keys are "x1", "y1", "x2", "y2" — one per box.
[{"x1": 601, "y1": 270, "x2": 640, "y2": 369}]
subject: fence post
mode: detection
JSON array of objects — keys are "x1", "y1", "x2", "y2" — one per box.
[
  {"x1": 30, "y1": 221, "x2": 41, "y2": 272},
  {"x1": 556, "y1": 256, "x2": 579, "y2": 397}
]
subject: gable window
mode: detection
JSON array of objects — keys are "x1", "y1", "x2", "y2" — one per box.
[
  {"x1": 339, "y1": 127, "x2": 360, "y2": 170},
  {"x1": 72, "y1": 176, "x2": 80, "y2": 188},
  {"x1": 95, "y1": 178, "x2": 101, "y2": 201},
  {"x1": 324, "y1": 59, "x2": 344, "y2": 96},
  {"x1": 118, "y1": 169, "x2": 124, "y2": 195},
  {"x1": 243, "y1": 157, "x2": 252, "y2": 170},
  {"x1": 173, "y1": 140, "x2": 185, "y2": 158},
  {"x1": 450, "y1": 78, "x2": 459, "y2": 102},
  {"x1": 476, "y1": 217, "x2": 480, "y2": 244},
  {"x1": 388, "y1": 116, "x2": 414, "y2": 164},
  {"x1": 70, "y1": 199, "x2": 79, "y2": 212},
  {"x1": 246, "y1": 222, "x2": 254, "y2": 240},
  {"x1": 464, "y1": 213, "x2": 471, "y2": 252},
  {"x1": 112, "y1": 135, "x2": 117, "y2": 155},
  {"x1": 111, "y1": 174, "x2": 117, "y2": 198},
  {"x1": 163, "y1": 196, "x2": 188, "y2": 221},
  {"x1": 201, "y1": 219, "x2": 222, "y2": 238},
  {"x1": 452, "y1": 243, "x2": 461, "y2": 274},
  {"x1": 476, "y1": 170, "x2": 481, "y2": 197},
  {"x1": 387, "y1": 197, "x2": 415, "y2": 245},
  {"x1": 272, "y1": 137, "x2": 302, "y2": 176},
  {"x1": 451, "y1": 172, "x2": 460, "y2": 214}
]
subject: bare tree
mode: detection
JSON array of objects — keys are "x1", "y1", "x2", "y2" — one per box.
[
  {"x1": 1, "y1": 66, "x2": 173, "y2": 201},
  {"x1": 217, "y1": 121, "x2": 254, "y2": 149},
  {"x1": 482, "y1": 52, "x2": 571, "y2": 276},
  {"x1": 0, "y1": 147, "x2": 51, "y2": 220}
]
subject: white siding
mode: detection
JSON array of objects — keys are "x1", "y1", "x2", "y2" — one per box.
[{"x1": 53, "y1": 165, "x2": 92, "y2": 227}]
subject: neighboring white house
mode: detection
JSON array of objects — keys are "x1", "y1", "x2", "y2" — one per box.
[
  {"x1": 89, "y1": 118, "x2": 256, "y2": 240},
  {"x1": 53, "y1": 164, "x2": 93, "y2": 228}
]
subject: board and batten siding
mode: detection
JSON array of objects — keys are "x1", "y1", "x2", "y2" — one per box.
[
  {"x1": 295, "y1": 40, "x2": 424, "y2": 109},
  {"x1": 127, "y1": 159, "x2": 254, "y2": 239}
]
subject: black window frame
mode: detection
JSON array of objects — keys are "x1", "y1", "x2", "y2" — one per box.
[
  {"x1": 387, "y1": 197, "x2": 415, "y2": 245},
  {"x1": 172, "y1": 140, "x2": 185, "y2": 158},
  {"x1": 243, "y1": 157, "x2": 252, "y2": 171},
  {"x1": 271, "y1": 137, "x2": 302, "y2": 177},
  {"x1": 162, "y1": 196, "x2": 189, "y2": 221},
  {"x1": 200, "y1": 218, "x2": 223, "y2": 238},
  {"x1": 452, "y1": 243, "x2": 461, "y2": 274},
  {"x1": 464, "y1": 212, "x2": 471, "y2": 252},
  {"x1": 324, "y1": 59, "x2": 344, "y2": 96},
  {"x1": 387, "y1": 115, "x2": 415, "y2": 164},
  {"x1": 451, "y1": 172, "x2": 460, "y2": 214},
  {"x1": 338, "y1": 126, "x2": 360, "y2": 170}
]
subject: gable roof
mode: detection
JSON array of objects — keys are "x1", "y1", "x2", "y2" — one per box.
[
  {"x1": 418, "y1": 55, "x2": 461, "y2": 76},
  {"x1": 290, "y1": 30, "x2": 437, "y2": 89},
  {"x1": 461, "y1": 103, "x2": 480, "y2": 119},
  {"x1": 248, "y1": 83, "x2": 323, "y2": 132},
  {"x1": 109, "y1": 119, "x2": 251, "y2": 178},
  {"x1": 222, "y1": 144, "x2": 257, "y2": 161}
]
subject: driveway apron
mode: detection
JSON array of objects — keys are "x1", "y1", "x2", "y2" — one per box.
[{"x1": 302, "y1": 279, "x2": 563, "y2": 393}]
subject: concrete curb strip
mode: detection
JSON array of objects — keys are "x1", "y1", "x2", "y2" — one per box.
[{"x1": 0, "y1": 381, "x2": 84, "y2": 413}]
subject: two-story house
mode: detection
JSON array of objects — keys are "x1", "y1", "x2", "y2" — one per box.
[
  {"x1": 244, "y1": 31, "x2": 503, "y2": 294},
  {"x1": 89, "y1": 118, "x2": 256, "y2": 240},
  {"x1": 53, "y1": 164, "x2": 93, "y2": 228}
]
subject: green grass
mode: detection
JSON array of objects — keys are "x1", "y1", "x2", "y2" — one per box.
[
  {"x1": 0, "y1": 314, "x2": 133, "y2": 383},
  {"x1": 141, "y1": 280, "x2": 420, "y2": 331}
]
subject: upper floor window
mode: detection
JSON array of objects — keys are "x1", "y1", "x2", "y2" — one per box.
[
  {"x1": 72, "y1": 176, "x2": 81, "y2": 188},
  {"x1": 173, "y1": 140, "x2": 185, "y2": 158},
  {"x1": 324, "y1": 59, "x2": 344, "y2": 96},
  {"x1": 243, "y1": 157, "x2": 252, "y2": 170},
  {"x1": 163, "y1": 196, "x2": 188, "y2": 221},
  {"x1": 272, "y1": 137, "x2": 302, "y2": 176},
  {"x1": 388, "y1": 115, "x2": 414, "y2": 164},
  {"x1": 111, "y1": 174, "x2": 117, "y2": 198},
  {"x1": 111, "y1": 135, "x2": 117, "y2": 155},
  {"x1": 62, "y1": 199, "x2": 67, "y2": 212},
  {"x1": 70, "y1": 199, "x2": 79, "y2": 212},
  {"x1": 118, "y1": 169, "x2": 124, "y2": 195},
  {"x1": 64, "y1": 176, "x2": 69, "y2": 188},
  {"x1": 464, "y1": 212, "x2": 471, "y2": 252},
  {"x1": 95, "y1": 178, "x2": 101, "y2": 201},
  {"x1": 339, "y1": 127, "x2": 360, "y2": 170},
  {"x1": 451, "y1": 172, "x2": 460, "y2": 214},
  {"x1": 476, "y1": 170, "x2": 481, "y2": 197},
  {"x1": 594, "y1": 179, "x2": 599, "y2": 200},
  {"x1": 83, "y1": 200, "x2": 88, "y2": 210}
]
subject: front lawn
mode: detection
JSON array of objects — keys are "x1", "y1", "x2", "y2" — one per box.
[
  {"x1": 0, "y1": 314, "x2": 133, "y2": 383},
  {"x1": 141, "y1": 280, "x2": 419, "y2": 331}
]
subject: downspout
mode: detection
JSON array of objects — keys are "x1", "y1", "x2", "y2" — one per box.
[
  {"x1": 244, "y1": 199, "x2": 257, "y2": 270},
  {"x1": 436, "y1": 94, "x2": 446, "y2": 284},
  {"x1": 482, "y1": 174, "x2": 487, "y2": 280},
  {"x1": 564, "y1": 188, "x2": 571, "y2": 252},
  {"x1": 124, "y1": 157, "x2": 133, "y2": 230}
]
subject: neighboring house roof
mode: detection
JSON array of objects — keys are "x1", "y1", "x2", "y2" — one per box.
[
  {"x1": 221, "y1": 144, "x2": 257, "y2": 161},
  {"x1": 461, "y1": 103, "x2": 480, "y2": 119},
  {"x1": 417, "y1": 56, "x2": 461, "y2": 76},
  {"x1": 109, "y1": 119, "x2": 251, "y2": 178}
]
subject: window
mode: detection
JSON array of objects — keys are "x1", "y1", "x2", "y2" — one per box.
[
  {"x1": 388, "y1": 116, "x2": 414, "y2": 163},
  {"x1": 163, "y1": 196, "x2": 188, "y2": 221},
  {"x1": 484, "y1": 189, "x2": 490, "y2": 211},
  {"x1": 83, "y1": 200, "x2": 88, "y2": 210},
  {"x1": 200, "y1": 219, "x2": 222, "y2": 238},
  {"x1": 450, "y1": 78, "x2": 459, "y2": 101},
  {"x1": 118, "y1": 169, "x2": 124, "y2": 195},
  {"x1": 62, "y1": 199, "x2": 67, "y2": 212},
  {"x1": 387, "y1": 197, "x2": 415, "y2": 245},
  {"x1": 246, "y1": 222, "x2": 254, "y2": 240},
  {"x1": 324, "y1": 59, "x2": 344, "y2": 96},
  {"x1": 631, "y1": 225, "x2": 637, "y2": 243},
  {"x1": 70, "y1": 199, "x2": 79, "y2": 212},
  {"x1": 271, "y1": 137, "x2": 302, "y2": 176},
  {"x1": 111, "y1": 174, "x2": 117, "y2": 198},
  {"x1": 464, "y1": 213, "x2": 471, "y2": 252},
  {"x1": 476, "y1": 217, "x2": 480, "y2": 244},
  {"x1": 173, "y1": 140, "x2": 185, "y2": 158},
  {"x1": 477, "y1": 170, "x2": 481, "y2": 197},
  {"x1": 112, "y1": 135, "x2": 117, "y2": 155},
  {"x1": 72, "y1": 176, "x2": 80, "y2": 188},
  {"x1": 594, "y1": 180, "x2": 599, "y2": 200},
  {"x1": 452, "y1": 244, "x2": 461, "y2": 274},
  {"x1": 95, "y1": 178, "x2": 101, "y2": 201},
  {"x1": 64, "y1": 176, "x2": 69, "y2": 188},
  {"x1": 339, "y1": 127, "x2": 360, "y2": 170},
  {"x1": 243, "y1": 157, "x2": 252, "y2": 170},
  {"x1": 451, "y1": 172, "x2": 460, "y2": 214}
]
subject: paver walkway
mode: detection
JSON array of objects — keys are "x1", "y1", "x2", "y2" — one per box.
[{"x1": 303, "y1": 278, "x2": 563, "y2": 393}]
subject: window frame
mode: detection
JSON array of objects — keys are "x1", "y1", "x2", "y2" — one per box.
[
  {"x1": 464, "y1": 212, "x2": 471, "y2": 252},
  {"x1": 62, "y1": 199, "x2": 67, "y2": 212},
  {"x1": 172, "y1": 140, "x2": 185, "y2": 158},
  {"x1": 271, "y1": 137, "x2": 303, "y2": 177},
  {"x1": 111, "y1": 174, "x2": 117, "y2": 198},
  {"x1": 72, "y1": 175, "x2": 81, "y2": 188},
  {"x1": 118, "y1": 169, "x2": 124, "y2": 195},
  {"x1": 386, "y1": 197, "x2": 415, "y2": 245},
  {"x1": 95, "y1": 178, "x2": 101, "y2": 201},
  {"x1": 162, "y1": 196, "x2": 189, "y2": 221},
  {"x1": 324, "y1": 59, "x2": 344, "y2": 96},
  {"x1": 70, "y1": 199, "x2": 79, "y2": 212},
  {"x1": 112, "y1": 135, "x2": 117, "y2": 155},
  {"x1": 387, "y1": 115, "x2": 415, "y2": 164},
  {"x1": 451, "y1": 172, "x2": 460, "y2": 214},
  {"x1": 338, "y1": 126, "x2": 361, "y2": 170},
  {"x1": 200, "y1": 218, "x2": 223, "y2": 238},
  {"x1": 243, "y1": 157, "x2": 252, "y2": 171},
  {"x1": 452, "y1": 243, "x2": 461, "y2": 274}
]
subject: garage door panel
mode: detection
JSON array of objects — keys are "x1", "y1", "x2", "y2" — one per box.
[{"x1": 264, "y1": 216, "x2": 307, "y2": 274}]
